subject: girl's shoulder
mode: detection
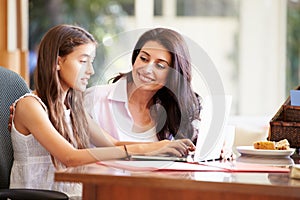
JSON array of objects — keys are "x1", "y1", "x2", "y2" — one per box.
[{"x1": 14, "y1": 93, "x2": 48, "y2": 113}]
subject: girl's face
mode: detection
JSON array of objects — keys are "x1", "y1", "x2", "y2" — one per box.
[
  {"x1": 57, "y1": 43, "x2": 96, "y2": 92},
  {"x1": 132, "y1": 41, "x2": 171, "y2": 91}
]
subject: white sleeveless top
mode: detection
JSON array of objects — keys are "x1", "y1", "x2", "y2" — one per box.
[{"x1": 9, "y1": 93, "x2": 82, "y2": 199}]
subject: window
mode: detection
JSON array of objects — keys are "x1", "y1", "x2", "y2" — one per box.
[
  {"x1": 286, "y1": 0, "x2": 300, "y2": 94},
  {"x1": 176, "y1": 0, "x2": 238, "y2": 17}
]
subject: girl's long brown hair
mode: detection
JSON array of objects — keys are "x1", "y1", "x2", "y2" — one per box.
[
  {"x1": 34, "y1": 24, "x2": 97, "y2": 167},
  {"x1": 112, "y1": 28, "x2": 202, "y2": 144}
]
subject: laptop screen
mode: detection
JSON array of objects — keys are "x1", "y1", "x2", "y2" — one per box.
[{"x1": 130, "y1": 95, "x2": 233, "y2": 163}]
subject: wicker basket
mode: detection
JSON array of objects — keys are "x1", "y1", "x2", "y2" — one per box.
[
  {"x1": 269, "y1": 94, "x2": 300, "y2": 148},
  {"x1": 269, "y1": 121, "x2": 300, "y2": 148},
  {"x1": 281, "y1": 97, "x2": 300, "y2": 122}
]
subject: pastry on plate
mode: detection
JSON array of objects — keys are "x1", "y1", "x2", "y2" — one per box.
[
  {"x1": 253, "y1": 139, "x2": 290, "y2": 150},
  {"x1": 275, "y1": 139, "x2": 290, "y2": 150},
  {"x1": 253, "y1": 141, "x2": 276, "y2": 150}
]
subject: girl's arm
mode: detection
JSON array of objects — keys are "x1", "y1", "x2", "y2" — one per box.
[
  {"x1": 14, "y1": 96, "x2": 194, "y2": 167},
  {"x1": 14, "y1": 96, "x2": 127, "y2": 167}
]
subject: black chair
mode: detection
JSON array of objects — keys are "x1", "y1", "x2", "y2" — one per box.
[{"x1": 0, "y1": 67, "x2": 69, "y2": 200}]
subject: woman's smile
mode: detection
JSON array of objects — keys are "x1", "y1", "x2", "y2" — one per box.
[{"x1": 137, "y1": 71, "x2": 155, "y2": 83}]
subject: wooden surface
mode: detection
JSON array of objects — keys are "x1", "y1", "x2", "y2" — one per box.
[{"x1": 55, "y1": 156, "x2": 300, "y2": 200}]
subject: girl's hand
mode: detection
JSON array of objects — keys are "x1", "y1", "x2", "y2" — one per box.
[{"x1": 145, "y1": 139, "x2": 195, "y2": 157}]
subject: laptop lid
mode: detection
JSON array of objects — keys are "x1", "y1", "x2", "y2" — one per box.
[{"x1": 193, "y1": 95, "x2": 232, "y2": 162}]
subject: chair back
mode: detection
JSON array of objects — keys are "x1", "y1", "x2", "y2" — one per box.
[{"x1": 0, "y1": 67, "x2": 30, "y2": 189}]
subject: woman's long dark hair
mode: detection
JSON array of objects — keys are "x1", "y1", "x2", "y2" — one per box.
[{"x1": 112, "y1": 28, "x2": 201, "y2": 143}]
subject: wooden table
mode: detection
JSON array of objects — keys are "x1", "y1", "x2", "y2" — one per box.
[{"x1": 55, "y1": 156, "x2": 300, "y2": 200}]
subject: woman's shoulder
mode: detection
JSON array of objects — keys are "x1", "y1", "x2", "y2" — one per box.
[
  {"x1": 86, "y1": 83, "x2": 113, "y2": 93},
  {"x1": 84, "y1": 80, "x2": 122, "y2": 99}
]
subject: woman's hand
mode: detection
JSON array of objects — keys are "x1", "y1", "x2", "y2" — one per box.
[
  {"x1": 8, "y1": 104, "x2": 14, "y2": 132},
  {"x1": 145, "y1": 139, "x2": 195, "y2": 157}
]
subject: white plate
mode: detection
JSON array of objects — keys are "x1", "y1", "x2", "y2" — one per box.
[
  {"x1": 236, "y1": 155, "x2": 295, "y2": 166},
  {"x1": 236, "y1": 146, "x2": 295, "y2": 157}
]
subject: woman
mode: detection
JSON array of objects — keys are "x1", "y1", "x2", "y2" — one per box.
[
  {"x1": 84, "y1": 28, "x2": 201, "y2": 144},
  {"x1": 9, "y1": 25, "x2": 194, "y2": 199}
]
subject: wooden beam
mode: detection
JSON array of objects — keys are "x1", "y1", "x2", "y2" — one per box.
[{"x1": 0, "y1": 0, "x2": 29, "y2": 84}]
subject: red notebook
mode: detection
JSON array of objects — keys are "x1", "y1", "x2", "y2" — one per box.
[{"x1": 98, "y1": 160, "x2": 290, "y2": 173}]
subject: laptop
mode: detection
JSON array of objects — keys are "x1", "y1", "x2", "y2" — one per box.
[{"x1": 131, "y1": 95, "x2": 233, "y2": 163}]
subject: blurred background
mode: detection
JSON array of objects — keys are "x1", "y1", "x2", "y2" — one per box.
[{"x1": 1, "y1": 0, "x2": 300, "y2": 120}]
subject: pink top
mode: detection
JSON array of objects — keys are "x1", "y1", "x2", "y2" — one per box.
[{"x1": 84, "y1": 78, "x2": 158, "y2": 142}]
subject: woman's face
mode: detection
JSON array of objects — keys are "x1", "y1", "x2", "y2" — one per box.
[
  {"x1": 132, "y1": 41, "x2": 171, "y2": 91},
  {"x1": 57, "y1": 43, "x2": 96, "y2": 92}
]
